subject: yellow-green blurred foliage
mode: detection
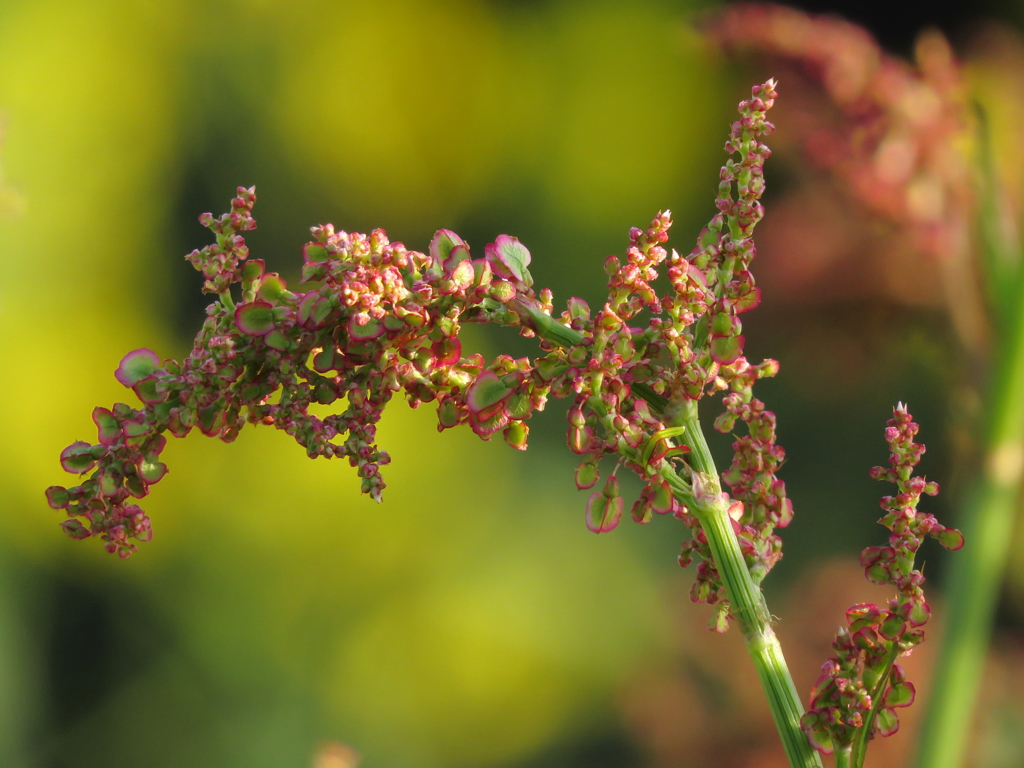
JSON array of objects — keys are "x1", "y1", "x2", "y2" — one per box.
[{"x1": 0, "y1": 1, "x2": 734, "y2": 766}]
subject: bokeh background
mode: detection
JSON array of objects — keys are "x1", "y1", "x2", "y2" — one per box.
[{"x1": 2, "y1": 1, "x2": 1024, "y2": 766}]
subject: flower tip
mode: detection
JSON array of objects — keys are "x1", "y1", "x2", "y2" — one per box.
[
  {"x1": 710, "y1": 334, "x2": 744, "y2": 365},
  {"x1": 348, "y1": 314, "x2": 385, "y2": 341},
  {"x1": 937, "y1": 528, "x2": 965, "y2": 551},
  {"x1": 59, "y1": 518, "x2": 91, "y2": 540},
  {"x1": 466, "y1": 371, "x2": 512, "y2": 415},
  {"x1": 586, "y1": 491, "x2": 622, "y2": 533},
  {"x1": 799, "y1": 718, "x2": 834, "y2": 756},
  {"x1": 503, "y1": 422, "x2": 529, "y2": 451},
  {"x1": 575, "y1": 461, "x2": 599, "y2": 490},
  {"x1": 485, "y1": 235, "x2": 532, "y2": 286},
  {"x1": 876, "y1": 708, "x2": 900, "y2": 737},
  {"x1": 60, "y1": 441, "x2": 96, "y2": 474},
  {"x1": 92, "y1": 407, "x2": 120, "y2": 445}
]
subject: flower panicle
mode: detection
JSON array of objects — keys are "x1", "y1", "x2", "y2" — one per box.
[
  {"x1": 800, "y1": 404, "x2": 964, "y2": 756},
  {"x1": 46, "y1": 189, "x2": 558, "y2": 555},
  {"x1": 45, "y1": 81, "x2": 787, "y2": 625},
  {"x1": 663, "y1": 80, "x2": 789, "y2": 629}
]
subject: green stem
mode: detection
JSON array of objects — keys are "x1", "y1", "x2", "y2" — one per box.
[
  {"x1": 515, "y1": 300, "x2": 822, "y2": 768},
  {"x1": 512, "y1": 299, "x2": 583, "y2": 347},
  {"x1": 852, "y1": 642, "x2": 900, "y2": 768},
  {"x1": 976, "y1": 103, "x2": 1018, "y2": 320},
  {"x1": 915, "y1": 120, "x2": 1024, "y2": 768},
  {"x1": 678, "y1": 403, "x2": 824, "y2": 768},
  {"x1": 835, "y1": 743, "x2": 853, "y2": 768}
]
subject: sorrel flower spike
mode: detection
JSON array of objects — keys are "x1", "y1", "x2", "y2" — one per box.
[
  {"x1": 47, "y1": 82, "x2": 829, "y2": 768},
  {"x1": 800, "y1": 405, "x2": 963, "y2": 766},
  {"x1": 45, "y1": 83, "x2": 786, "y2": 574}
]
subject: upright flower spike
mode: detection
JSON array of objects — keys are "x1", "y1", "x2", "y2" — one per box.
[
  {"x1": 800, "y1": 405, "x2": 963, "y2": 762},
  {"x1": 660, "y1": 80, "x2": 789, "y2": 627},
  {"x1": 185, "y1": 186, "x2": 257, "y2": 295},
  {"x1": 42, "y1": 87, "x2": 788, "y2": 640}
]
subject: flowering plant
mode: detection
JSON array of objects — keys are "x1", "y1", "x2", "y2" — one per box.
[
  {"x1": 45, "y1": 80, "x2": 961, "y2": 768},
  {"x1": 802, "y1": 406, "x2": 963, "y2": 767},
  {"x1": 710, "y1": 7, "x2": 1023, "y2": 767}
]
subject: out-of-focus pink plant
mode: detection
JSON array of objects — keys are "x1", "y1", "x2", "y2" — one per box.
[{"x1": 710, "y1": 3, "x2": 987, "y2": 349}]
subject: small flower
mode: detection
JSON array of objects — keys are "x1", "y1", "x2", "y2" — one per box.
[
  {"x1": 485, "y1": 235, "x2": 533, "y2": 287},
  {"x1": 586, "y1": 475, "x2": 623, "y2": 533}
]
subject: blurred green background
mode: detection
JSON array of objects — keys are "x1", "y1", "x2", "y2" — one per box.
[{"x1": 2, "y1": 1, "x2": 1023, "y2": 767}]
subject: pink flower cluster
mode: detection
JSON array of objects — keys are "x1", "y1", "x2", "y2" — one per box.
[
  {"x1": 186, "y1": 187, "x2": 257, "y2": 294},
  {"x1": 47, "y1": 190, "x2": 560, "y2": 554},
  {"x1": 46, "y1": 400, "x2": 159, "y2": 558},
  {"x1": 800, "y1": 404, "x2": 964, "y2": 755},
  {"x1": 666, "y1": 81, "x2": 794, "y2": 628},
  {"x1": 46, "y1": 82, "x2": 791, "y2": 631},
  {"x1": 710, "y1": 359, "x2": 791, "y2": 587}
]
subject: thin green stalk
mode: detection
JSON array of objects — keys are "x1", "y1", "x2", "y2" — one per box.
[
  {"x1": 519, "y1": 303, "x2": 822, "y2": 768},
  {"x1": 835, "y1": 744, "x2": 853, "y2": 768},
  {"x1": 915, "y1": 118, "x2": 1024, "y2": 768},
  {"x1": 852, "y1": 642, "x2": 900, "y2": 768},
  {"x1": 677, "y1": 403, "x2": 824, "y2": 768}
]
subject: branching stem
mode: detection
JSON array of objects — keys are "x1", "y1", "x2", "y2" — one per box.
[{"x1": 522, "y1": 311, "x2": 823, "y2": 768}]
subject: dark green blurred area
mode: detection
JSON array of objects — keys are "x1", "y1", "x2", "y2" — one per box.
[{"x1": 0, "y1": 1, "x2": 1018, "y2": 767}]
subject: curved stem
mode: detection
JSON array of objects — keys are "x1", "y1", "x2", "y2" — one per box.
[
  {"x1": 677, "y1": 404, "x2": 824, "y2": 768},
  {"x1": 518, "y1": 303, "x2": 822, "y2": 768}
]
